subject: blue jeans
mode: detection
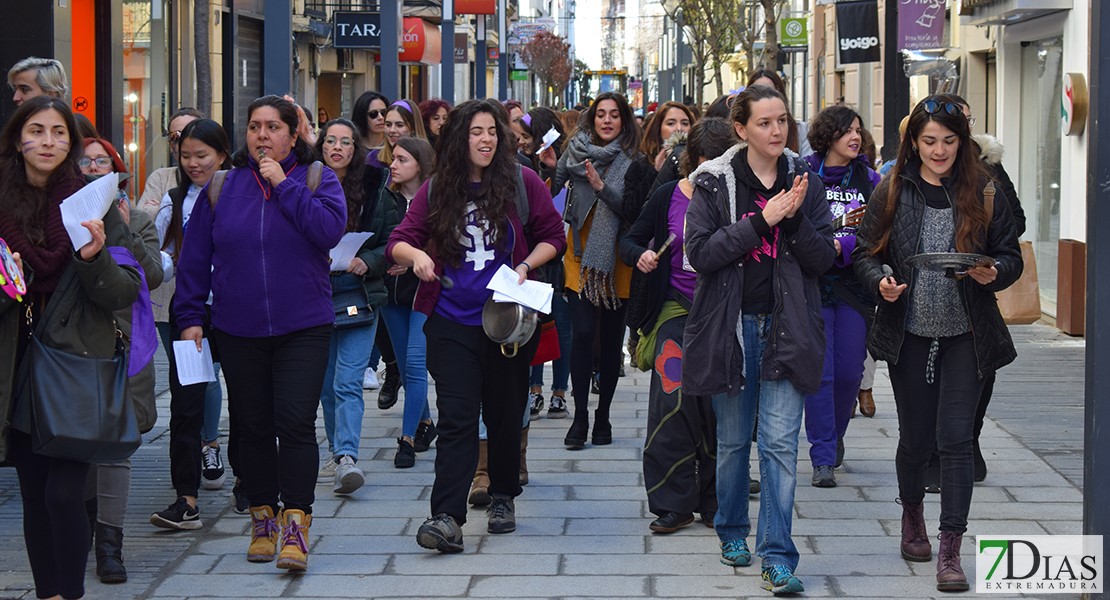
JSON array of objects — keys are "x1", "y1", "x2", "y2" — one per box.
[
  {"x1": 528, "y1": 292, "x2": 572, "y2": 393},
  {"x1": 380, "y1": 304, "x2": 430, "y2": 439},
  {"x1": 157, "y1": 321, "x2": 223, "y2": 444},
  {"x1": 713, "y1": 314, "x2": 805, "y2": 571},
  {"x1": 320, "y1": 314, "x2": 378, "y2": 459}
]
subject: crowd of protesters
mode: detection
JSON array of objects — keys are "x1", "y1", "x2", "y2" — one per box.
[{"x1": 0, "y1": 54, "x2": 1022, "y2": 598}]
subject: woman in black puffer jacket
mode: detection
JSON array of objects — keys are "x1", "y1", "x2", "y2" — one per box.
[{"x1": 853, "y1": 94, "x2": 1021, "y2": 593}]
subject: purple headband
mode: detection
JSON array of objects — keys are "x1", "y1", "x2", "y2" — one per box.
[
  {"x1": 521, "y1": 114, "x2": 533, "y2": 127},
  {"x1": 391, "y1": 100, "x2": 414, "y2": 114}
]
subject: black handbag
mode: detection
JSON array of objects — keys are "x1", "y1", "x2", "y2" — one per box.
[
  {"x1": 22, "y1": 332, "x2": 141, "y2": 463},
  {"x1": 331, "y1": 274, "x2": 374, "y2": 330}
]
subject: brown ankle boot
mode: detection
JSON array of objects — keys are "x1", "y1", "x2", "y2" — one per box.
[
  {"x1": 519, "y1": 428, "x2": 529, "y2": 486},
  {"x1": 900, "y1": 500, "x2": 932, "y2": 562},
  {"x1": 468, "y1": 440, "x2": 490, "y2": 506},
  {"x1": 936, "y1": 531, "x2": 969, "y2": 592},
  {"x1": 858, "y1": 388, "x2": 876, "y2": 417}
]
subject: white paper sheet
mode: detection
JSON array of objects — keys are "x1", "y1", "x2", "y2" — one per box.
[
  {"x1": 60, "y1": 173, "x2": 119, "y2": 250},
  {"x1": 329, "y1": 232, "x2": 374, "y2": 272},
  {"x1": 172, "y1": 339, "x2": 218, "y2": 386},
  {"x1": 538, "y1": 127, "x2": 562, "y2": 154},
  {"x1": 486, "y1": 264, "x2": 554, "y2": 314}
]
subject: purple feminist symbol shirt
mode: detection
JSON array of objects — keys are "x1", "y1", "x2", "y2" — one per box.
[{"x1": 436, "y1": 202, "x2": 515, "y2": 326}]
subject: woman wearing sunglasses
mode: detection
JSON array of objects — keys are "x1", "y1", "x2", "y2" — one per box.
[{"x1": 853, "y1": 94, "x2": 1022, "y2": 592}]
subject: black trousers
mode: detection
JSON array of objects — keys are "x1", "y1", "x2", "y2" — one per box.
[
  {"x1": 166, "y1": 300, "x2": 216, "y2": 498},
  {"x1": 424, "y1": 313, "x2": 537, "y2": 524},
  {"x1": 10, "y1": 430, "x2": 91, "y2": 600},
  {"x1": 889, "y1": 332, "x2": 984, "y2": 533},
  {"x1": 566, "y1": 292, "x2": 627, "y2": 426},
  {"x1": 213, "y1": 324, "x2": 331, "y2": 512}
]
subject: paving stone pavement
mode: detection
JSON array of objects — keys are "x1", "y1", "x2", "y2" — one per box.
[{"x1": 0, "y1": 323, "x2": 1086, "y2": 599}]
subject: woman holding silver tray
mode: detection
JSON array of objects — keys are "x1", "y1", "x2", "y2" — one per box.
[{"x1": 852, "y1": 94, "x2": 1022, "y2": 593}]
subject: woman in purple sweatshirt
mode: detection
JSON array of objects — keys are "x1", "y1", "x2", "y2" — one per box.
[
  {"x1": 388, "y1": 99, "x2": 565, "y2": 554},
  {"x1": 802, "y1": 105, "x2": 882, "y2": 488},
  {"x1": 175, "y1": 95, "x2": 346, "y2": 572}
]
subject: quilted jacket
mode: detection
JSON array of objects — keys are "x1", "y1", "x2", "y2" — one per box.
[{"x1": 852, "y1": 163, "x2": 1023, "y2": 378}]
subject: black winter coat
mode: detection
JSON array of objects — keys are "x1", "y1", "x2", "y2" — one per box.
[
  {"x1": 683, "y1": 144, "x2": 836, "y2": 397},
  {"x1": 618, "y1": 180, "x2": 686, "y2": 333},
  {"x1": 852, "y1": 163, "x2": 1023, "y2": 378}
]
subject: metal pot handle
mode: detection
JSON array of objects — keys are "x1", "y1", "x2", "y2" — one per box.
[{"x1": 500, "y1": 342, "x2": 519, "y2": 358}]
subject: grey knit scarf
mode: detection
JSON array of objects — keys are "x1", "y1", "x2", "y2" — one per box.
[{"x1": 562, "y1": 132, "x2": 633, "y2": 308}]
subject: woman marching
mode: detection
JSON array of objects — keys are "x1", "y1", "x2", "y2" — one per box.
[
  {"x1": 554, "y1": 92, "x2": 642, "y2": 449},
  {"x1": 387, "y1": 98, "x2": 565, "y2": 553},
  {"x1": 619, "y1": 117, "x2": 735, "y2": 534},
  {"x1": 853, "y1": 94, "x2": 1021, "y2": 592},
  {"x1": 313, "y1": 118, "x2": 399, "y2": 493},
  {"x1": 801, "y1": 105, "x2": 882, "y2": 488},
  {"x1": 684, "y1": 85, "x2": 835, "y2": 596},
  {"x1": 175, "y1": 95, "x2": 346, "y2": 572},
  {"x1": 381, "y1": 136, "x2": 437, "y2": 470},
  {"x1": 0, "y1": 96, "x2": 141, "y2": 600}
]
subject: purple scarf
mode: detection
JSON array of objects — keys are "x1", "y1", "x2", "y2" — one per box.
[{"x1": 108, "y1": 246, "x2": 157, "y2": 377}]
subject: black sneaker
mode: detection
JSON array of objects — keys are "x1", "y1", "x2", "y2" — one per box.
[
  {"x1": 417, "y1": 514, "x2": 464, "y2": 553},
  {"x1": 150, "y1": 497, "x2": 202, "y2": 530},
  {"x1": 394, "y1": 437, "x2": 416, "y2": 469},
  {"x1": 547, "y1": 395, "x2": 568, "y2": 419},
  {"x1": 413, "y1": 421, "x2": 438, "y2": 453},
  {"x1": 528, "y1": 392, "x2": 544, "y2": 421},
  {"x1": 201, "y1": 445, "x2": 226, "y2": 490},
  {"x1": 486, "y1": 494, "x2": 516, "y2": 534},
  {"x1": 232, "y1": 479, "x2": 249, "y2": 514}
]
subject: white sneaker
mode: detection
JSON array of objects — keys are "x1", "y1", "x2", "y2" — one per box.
[
  {"x1": 333, "y1": 455, "x2": 365, "y2": 495},
  {"x1": 318, "y1": 455, "x2": 339, "y2": 482},
  {"x1": 362, "y1": 368, "x2": 380, "y2": 390}
]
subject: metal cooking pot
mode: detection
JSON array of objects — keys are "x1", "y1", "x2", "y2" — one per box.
[{"x1": 481, "y1": 297, "x2": 538, "y2": 358}]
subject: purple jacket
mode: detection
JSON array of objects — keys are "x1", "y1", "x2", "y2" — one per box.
[{"x1": 175, "y1": 152, "x2": 347, "y2": 337}]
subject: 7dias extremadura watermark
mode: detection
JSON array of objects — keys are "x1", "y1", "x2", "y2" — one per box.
[{"x1": 976, "y1": 535, "x2": 1102, "y2": 594}]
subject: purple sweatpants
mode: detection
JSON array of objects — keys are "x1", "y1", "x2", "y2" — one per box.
[{"x1": 804, "y1": 301, "x2": 867, "y2": 467}]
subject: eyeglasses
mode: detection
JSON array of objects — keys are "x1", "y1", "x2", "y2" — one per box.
[
  {"x1": 167, "y1": 130, "x2": 182, "y2": 144},
  {"x1": 78, "y1": 157, "x2": 113, "y2": 169},
  {"x1": 921, "y1": 100, "x2": 962, "y2": 118},
  {"x1": 367, "y1": 110, "x2": 386, "y2": 120},
  {"x1": 322, "y1": 135, "x2": 354, "y2": 148}
]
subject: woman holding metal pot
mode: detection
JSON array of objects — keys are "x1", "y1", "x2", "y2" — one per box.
[{"x1": 387, "y1": 98, "x2": 564, "y2": 554}]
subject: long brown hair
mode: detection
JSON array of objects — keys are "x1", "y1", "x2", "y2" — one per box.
[
  {"x1": 424, "y1": 99, "x2": 519, "y2": 266},
  {"x1": 870, "y1": 94, "x2": 987, "y2": 256},
  {"x1": 579, "y1": 92, "x2": 641, "y2": 154},
  {"x1": 314, "y1": 118, "x2": 369, "y2": 232},
  {"x1": 640, "y1": 101, "x2": 694, "y2": 158},
  {"x1": 0, "y1": 96, "x2": 84, "y2": 243}
]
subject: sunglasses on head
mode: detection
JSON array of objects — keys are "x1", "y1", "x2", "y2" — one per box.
[
  {"x1": 921, "y1": 99, "x2": 963, "y2": 118},
  {"x1": 367, "y1": 109, "x2": 386, "y2": 120}
]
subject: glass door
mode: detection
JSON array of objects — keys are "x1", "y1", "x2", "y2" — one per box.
[{"x1": 1018, "y1": 37, "x2": 1063, "y2": 315}]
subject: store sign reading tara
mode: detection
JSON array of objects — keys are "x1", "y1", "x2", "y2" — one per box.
[{"x1": 333, "y1": 11, "x2": 382, "y2": 49}]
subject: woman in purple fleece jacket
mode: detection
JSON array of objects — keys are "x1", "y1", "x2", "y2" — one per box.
[
  {"x1": 801, "y1": 105, "x2": 882, "y2": 489},
  {"x1": 387, "y1": 99, "x2": 565, "y2": 554},
  {"x1": 175, "y1": 95, "x2": 346, "y2": 572}
]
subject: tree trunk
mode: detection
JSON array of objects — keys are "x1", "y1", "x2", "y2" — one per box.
[
  {"x1": 195, "y1": 0, "x2": 211, "y2": 116},
  {"x1": 761, "y1": 0, "x2": 779, "y2": 72}
]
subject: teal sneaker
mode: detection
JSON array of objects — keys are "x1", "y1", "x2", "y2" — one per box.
[
  {"x1": 720, "y1": 538, "x2": 752, "y2": 566},
  {"x1": 761, "y1": 564, "x2": 804, "y2": 595}
]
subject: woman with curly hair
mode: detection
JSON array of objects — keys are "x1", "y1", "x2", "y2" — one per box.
[
  {"x1": 388, "y1": 98, "x2": 565, "y2": 553},
  {"x1": 801, "y1": 105, "x2": 882, "y2": 488},
  {"x1": 554, "y1": 92, "x2": 643, "y2": 449}
]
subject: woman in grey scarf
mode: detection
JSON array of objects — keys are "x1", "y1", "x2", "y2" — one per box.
[{"x1": 553, "y1": 92, "x2": 642, "y2": 449}]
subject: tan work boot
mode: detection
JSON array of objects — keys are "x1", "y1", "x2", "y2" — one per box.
[
  {"x1": 276, "y1": 509, "x2": 312, "y2": 571},
  {"x1": 468, "y1": 440, "x2": 490, "y2": 506},
  {"x1": 247, "y1": 506, "x2": 280, "y2": 562},
  {"x1": 519, "y1": 428, "x2": 530, "y2": 486}
]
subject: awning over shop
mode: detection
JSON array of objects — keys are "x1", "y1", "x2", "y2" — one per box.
[{"x1": 959, "y1": 0, "x2": 1071, "y2": 26}]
